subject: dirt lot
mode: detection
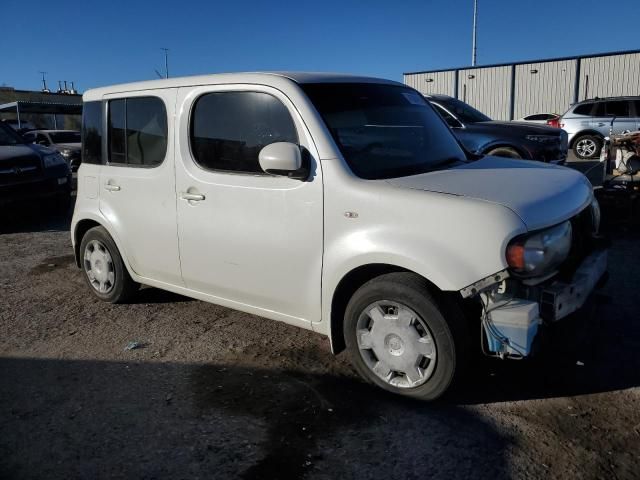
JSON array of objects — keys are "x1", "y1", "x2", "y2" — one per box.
[{"x1": 1, "y1": 167, "x2": 639, "y2": 479}]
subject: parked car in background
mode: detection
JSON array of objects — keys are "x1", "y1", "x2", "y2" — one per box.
[
  {"x1": 426, "y1": 95, "x2": 568, "y2": 164},
  {"x1": 559, "y1": 96, "x2": 640, "y2": 159},
  {"x1": 518, "y1": 113, "x2": 560, "y2": 125},
  {"x1": 23, "y1": 130, "x2": 82, "y2": 171},
  {"x1": 72, "y1": 73, "x2": 605, "y2": 401},
  {"x1": 1, "y1": 119, "x2": 37, "y2": 135},
  {"x1": 0, "y1": 122, "x2": 71, "y2": 211}
]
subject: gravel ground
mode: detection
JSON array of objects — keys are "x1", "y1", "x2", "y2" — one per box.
[{"x1": 1, "y1": 165, "x2": 639, "y2": 479}]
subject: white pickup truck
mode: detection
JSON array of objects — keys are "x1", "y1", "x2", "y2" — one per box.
[{"x1": 71, "y1": 72, "x2": 607, "y2": 400}]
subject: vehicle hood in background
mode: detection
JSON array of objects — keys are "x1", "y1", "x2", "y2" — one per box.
[
  {"x1": 0, "y1": 144, "x2": 41, "y2": 164},
  {"x1": 386, "y1": 156, "x2": 592, "y2": 230},
  {"x1": 54, "y1": 143, "x2": 81, "y2": 150},
  {"x1": 471, "y1": 121, "x2": 563, "y2": 136}
]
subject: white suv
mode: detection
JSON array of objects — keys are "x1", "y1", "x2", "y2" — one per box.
[{"x1": 72, "y1": 73, "x2": 607, "y2": 400}]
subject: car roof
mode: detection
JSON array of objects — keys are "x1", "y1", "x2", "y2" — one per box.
[
  {"x1": 577, "y1": 95, "x2": 640, "y2": 103},
  {"x1": 83, "y1": 72, "x2": 403, "y2": 101}
]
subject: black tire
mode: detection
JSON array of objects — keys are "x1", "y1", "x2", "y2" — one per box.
[
  {"x1": 79, "y1": 226, "x2": 139, "y2": 303},
  {"x1": 344, "y1": 272, "x2": 470, "y2": 401},
  {"x1": 485, "y1": 146, "x2": 522, "y2": 159},
  {"x1": 573, "y1": 134, "x2": 602, "y2": 159}
]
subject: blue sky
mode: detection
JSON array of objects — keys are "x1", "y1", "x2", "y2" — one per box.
[{"x1": 2, "y1": 0, "x2": 639, "y2": 92}]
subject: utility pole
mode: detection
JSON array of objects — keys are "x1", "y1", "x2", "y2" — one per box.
[
  {"x1": 471, "y1": 0, "x2": 478, "y2": 66},
  {"x1": 161, "y1": 48, "x2": 169, "y2": 78}
]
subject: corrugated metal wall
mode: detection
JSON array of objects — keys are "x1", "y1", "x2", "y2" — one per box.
[
  {"x1": 457, "y1": 66, "x2": 511, "y2": 120},
  {"x1": 579, "y1": 53, "x2": 640, "y2": 101},
  {"x1": 514, "y1": 60, "x2": 576, "y2": 118},
  {"x1": 404, "y1": 50, "x2": 640, "y2": 120},
  {"x1": 403, "y1": 71, "x2": 455, "y2": 97}
]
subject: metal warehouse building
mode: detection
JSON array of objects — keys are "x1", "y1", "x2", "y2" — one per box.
[{"x1": 404, "y1": 49, "x2": 640, "y2": 121}]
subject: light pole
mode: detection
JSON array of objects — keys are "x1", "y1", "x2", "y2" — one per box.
[
  {"x1": 471, "y1": 0, "x2": 478, "y2": 66},
  {"x1": 161, "y1": 48, "x2": 169, "y2": 78}
]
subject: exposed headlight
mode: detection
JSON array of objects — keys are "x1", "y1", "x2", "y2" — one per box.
[
  {"x1": 590, "y1": 197, "x2": 601, "y2": 233},
  {"x1": 506, "y1": 221, "x2": 572, "y2": 277},
  {"x1": 60, "y1": 149, "x2": 72, "y2": 158},
  {"x1": 43, "y1": 153, "x2": 67, "y2": 169},
  {"x1": 525, "y1": 134, "x2": 558, "y2": 144}
]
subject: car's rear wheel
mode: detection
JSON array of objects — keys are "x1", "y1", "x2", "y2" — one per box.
[
  {"x1": 344, "y1": 272, "x2": 468, "y2": 401},
  {"x1": 485, "y1": 146, "x2": 522, "y2": 159},
  {"x1": 80, "y1": 226, "x2": 139, "y2": 303},
  {"x1": 573, "y1": 135, "x2": 602, "y2": 159}
]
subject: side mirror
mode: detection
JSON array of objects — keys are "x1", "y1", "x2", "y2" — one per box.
[{"x1": 258, "y1": 142, "x2": 307, "y2": 180}]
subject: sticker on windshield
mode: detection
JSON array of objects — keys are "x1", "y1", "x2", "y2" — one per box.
[{"x1": 402, "y1": 92, "x2": 427, "y2": 105}]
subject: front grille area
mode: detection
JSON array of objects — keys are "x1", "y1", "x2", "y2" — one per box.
[{"x1": 0, "y1": 157, "x2": 42, "y2": 185}]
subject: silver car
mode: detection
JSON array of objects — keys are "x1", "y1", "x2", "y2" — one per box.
[{"x1": 560, "y1": 96, "x2": 640, "y2": 159}]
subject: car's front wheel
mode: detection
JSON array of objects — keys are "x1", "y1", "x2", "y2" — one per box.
[
  {"x1": 573, "y1": 134, "x2": 602, "y2": 159},
  {"x1": 344, "y1": 273, "x2": 468, "y2": 401},
  {"x1": 80, "y1": 226, "x2": 139, "y2": 303}
]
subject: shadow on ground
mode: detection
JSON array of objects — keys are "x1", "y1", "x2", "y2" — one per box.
[{"x1": 0, "y1": 357, "x2": 512, "y2": 480}]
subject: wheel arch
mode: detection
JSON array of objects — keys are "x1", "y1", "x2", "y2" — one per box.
[
  {"x1": 328, "y1": 263, "x2": 444, "y2": 354},
  {"x1": 73, "y1": 217, "x2": 136, "y2": 280},
  {"x1": 481, "y1": 142, "x2": 528, "y2": 159},
  {"x1": 569, "y1": 130, "x2": 604, "y2": 148}
]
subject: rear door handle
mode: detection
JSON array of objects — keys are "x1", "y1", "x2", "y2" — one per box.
[
  {"x1": 181, "y1": 192, "x2": 205, "y2": 201},
  {"x1": 104, "y1": 184, "x2": 121, "y2": 192}
]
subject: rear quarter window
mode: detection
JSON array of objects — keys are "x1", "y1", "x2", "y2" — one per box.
[{"x1": 572, "y1": 103, "x2": 594, "y2": 116}]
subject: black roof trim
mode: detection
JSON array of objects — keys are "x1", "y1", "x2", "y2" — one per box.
[{"x1": 403, "y1": 48, "x2": 640, "y2": 76}]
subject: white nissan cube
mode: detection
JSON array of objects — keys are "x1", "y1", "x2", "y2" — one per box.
[{"x1": 72, "y1": 73, "x2": 607, "y2": 400}]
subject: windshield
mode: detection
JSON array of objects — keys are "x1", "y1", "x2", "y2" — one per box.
[
  {"x1": 0, "y1": 123, "x2": 26, "y2": 146},
  {"x1": 435, "y1": 97, "x2": 491, "y2": 123},
  {"x1": 49, "y1": 131, "x2": 81, "y2": 144},
  {"x1": 301, "y1": 83, "x2": 467, "y2": 179}
]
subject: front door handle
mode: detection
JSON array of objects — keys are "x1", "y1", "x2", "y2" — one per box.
[
  {"x1": 181, "y1": 192, "x2": 205, "y2": 201},
  {"x1": 104, "y1": 184, "x2": 121, "y2": 192}
]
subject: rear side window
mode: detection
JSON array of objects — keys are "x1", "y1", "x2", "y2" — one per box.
[
  {"x1": 573, "y1": 103, "x2": 593, "y2": 115},
  {"x1": 82, "y1": 101, "x2": 103, "y2": 165},
  {"x1": 605, "y1": 100, "x2": 630, "y2": 117},
  {"x1": 190, "y1": 91, "x2": 298, "y2": 174},
  {"x1": 107, "y1": 97, "x2": 167, "y2": 167}
]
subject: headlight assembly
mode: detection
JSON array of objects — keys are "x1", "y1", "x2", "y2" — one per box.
[
  {"x1": 60, "y1": 149, "x2": 72, "y2": 158},
  {"x1": 506, "y1": 221, "x2": 572, "y2": 277},
  {"x1": 43, "y1": 153, "x2": 67, "y2": 169}
]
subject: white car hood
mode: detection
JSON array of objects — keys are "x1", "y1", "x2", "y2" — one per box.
[{"x1": 386, "y1": 156, "x2": 592, "y2": 231}]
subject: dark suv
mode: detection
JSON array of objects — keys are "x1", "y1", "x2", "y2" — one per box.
[
  {"x1": 560, "y1": 96, "x2": 640, "y2": 159},
  {"x1": 0, "y1": 123, "x2": 71, "y2": 211},
  {"x1": 427, "y1": 95, "x2": 568, "y2": 164}
]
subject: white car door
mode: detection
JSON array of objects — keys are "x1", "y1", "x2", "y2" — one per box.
[
  {"x1": 175, "y1": 85, "x2": 323, "y2": 327},
  {"x1": 99, "y1": 89, "x2": 182, "y2": 286}
]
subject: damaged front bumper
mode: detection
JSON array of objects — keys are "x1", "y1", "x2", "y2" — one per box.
[
  {"x1": 463, "y1": 249, "x2": 608, "y2": 358},
  {"x1": 538, "y1": 249, "x2": 607, "y2": 322}
]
